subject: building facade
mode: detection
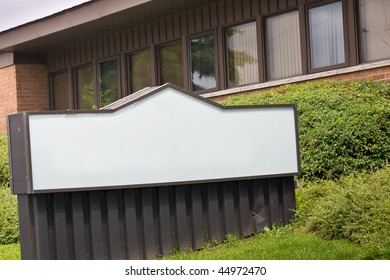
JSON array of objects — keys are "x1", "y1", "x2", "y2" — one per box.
[{"x1": 0, "y1": 0, "x2": 389, "y2": 133}]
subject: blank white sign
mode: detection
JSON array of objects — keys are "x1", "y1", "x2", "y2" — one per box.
[{"x1": 28, "y1": 86, "x2": 299, "y2": 191}]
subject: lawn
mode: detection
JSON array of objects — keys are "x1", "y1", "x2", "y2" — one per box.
[
  {"x1": 163, "y1": 226, "x2": 367, "y2": 260},
  {"x1": 0, "y1": 227, "x2": 367, "y2": 260}
]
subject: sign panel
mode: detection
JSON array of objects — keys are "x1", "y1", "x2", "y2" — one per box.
[{"x1": 13, "y1": 84, "x2": 300, "y2": 192}]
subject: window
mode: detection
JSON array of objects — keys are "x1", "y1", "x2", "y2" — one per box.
[
  {"x1": 190, "y1": 34, "x2": 216, "y2": 91},
  {"x1": 308, "y1": 1, "x2": 345, "y2": 69},
  {"x1": 158, "y1": 40, "x2": 184, "y2": 88},
  {"x1": 98, "y1": 58, "x2": 119, "y2": 108},
  {"x1": 359, "y1": 0, "x2": 390, "y2": 62},
  {"x1": 75, "y1": 63, "x2": 95, "y2": 110},
  {"x1": 51, "y1": 71, "x2": 70, "y2": 110},
  {"x1": 265, "y1": 11, "x2": 302, "y2": 80},
  {"x1": 128, "y1": 49, "x2": 151, "y2": 94},
  {"x1": 226, "y1": 22, "x2": 259, "y2": 87}
]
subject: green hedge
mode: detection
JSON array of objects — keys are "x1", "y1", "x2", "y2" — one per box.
[
  {"x1": 221, "y1": 81, "x2": 390, "y2": 181},
  {"x1": 0, "y1": 134, "x2": 19, "y2": 244},
  {"x1": 0, "y1": 134, "x2": 9, "y2": 187},
  {"x1": 0, "y1": 185, "x2": 19, "y2": 244},
  {"x1": 294, "y1": 166, "x2": 390, "y2": 259}
]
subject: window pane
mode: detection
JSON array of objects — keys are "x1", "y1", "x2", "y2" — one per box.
[
  {"x1": 129, "y1": 49, "x2": 151, "y2": 94},
  {"x1": 266, "y1": 11, "x2": 301, "y2": 80},
  {"x1": 359, "y1": 0, "x2": 390, "y2": 62},
  {"x1": 190, "y1": 34, "x2": 216, "y2": 91},
  {"x1": 99, "y1": 59, "x2": 119, "y2": 108},
  {"x1": 309, "y1": 1, "x2": 345, "y2": 69},
  {"x1": 159, "y1": 40, "x2": 183, "y2": 88},
  {"x1": 75, "y1": 64, "x2": 95, "y2": 110},
  {"x1": 226, "y1": 22, "x2": 259, "y2": 87},
  {"x1": 52, "y1": 72, "x2": 70, "y2": 110}
]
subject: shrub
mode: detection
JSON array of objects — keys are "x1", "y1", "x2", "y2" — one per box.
[
  {"x1": 0, "y1": 134, "x2": 10, "y2": 187},
  {"x1": 0, "y1": 185, "x2": 19, "y2": 244},
  {"x1": 221, "y1": 80, "x2": 390, "y2": 181},
  {"x1": 293, "y1": 166, "x2": 390, "y2": 259}
]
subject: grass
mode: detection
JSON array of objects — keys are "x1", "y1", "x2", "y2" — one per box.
[
  {"x1": 164, "y1": 227, "x2": 367, "y2": 260},
  {"x1": 0, "y1": 228, "x2": 367, "y2": 260}
]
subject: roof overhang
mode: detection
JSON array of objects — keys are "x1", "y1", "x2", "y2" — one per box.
[{"x1": 0, "y1": 0, "x2": 216, "y2": 53}]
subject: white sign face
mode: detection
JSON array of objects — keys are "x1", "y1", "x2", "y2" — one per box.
[{"x1": 28, "y1": 85, "x2": 299, "y2": 191}]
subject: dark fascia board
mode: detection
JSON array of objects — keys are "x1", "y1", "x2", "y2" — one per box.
[{"x1": 0, "y1": 0, "x2": 151, "y2": 51}]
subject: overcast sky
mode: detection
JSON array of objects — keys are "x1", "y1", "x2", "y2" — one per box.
[{"x1": 0, "y1": 0, "x2": 91, "y2": 32}]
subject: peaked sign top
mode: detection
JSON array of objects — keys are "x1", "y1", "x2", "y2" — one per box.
[{"x1": 8, "y1": 84, "x2": 300, "y2": 194}]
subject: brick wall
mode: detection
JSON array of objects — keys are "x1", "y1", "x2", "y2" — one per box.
[
  {"x1": 328, "y1": 65, "x2": 390, "y2": 82},
  {"x1": 0, "y1": 65, "x2": 18, "y2": 133},
  {"x1": 0, "y1": 64, "x2": 49, "y2": 133}
]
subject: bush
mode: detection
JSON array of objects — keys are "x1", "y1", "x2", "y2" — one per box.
[
  {"x1": 0, "y1": 185, "x2": 19, "y2": 244},
  {"x1": 0, "y1": 134, "x2": 18, "y2": 244},
  {"x1": 0, "y1": 134, "x2": 10, "y2": 187},
  {"x1": 293, "y1": 166, "x2": 390, "y2": 259},
  {"x1": 221, "y1": 80, "x2": 390, "y2": 181}
]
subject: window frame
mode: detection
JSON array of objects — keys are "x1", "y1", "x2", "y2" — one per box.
[
  {"x1": 96, "y1": 56, "x2": 121, "y2": 108},
  {"x1": 357, "y1": 0, "x2": 390, "y2": 64},
  {"x1": 49, "y1": 69, "x2": 72, "y2": 111},
  {"x1": 305, "y1": 0, "x2": 350, "y2": 73},
  {"x1": 127, "y1": 47, "x2": 153, "y2": 95},
  {"x1": 224, "y1": 19, "x2": 261, "y2": 89},
  {"x1": 156, "y1": 39, "x2": 185, "y2": 88},
  {"x1": 73, "y1": 62, "x2": 96, "y2": 110},
  {"x1": 263, "y1": 8, "x2": 302, "y2": 81},
  {"x1": 187, "y1": 30, "x2": 219, "y2": 94}
]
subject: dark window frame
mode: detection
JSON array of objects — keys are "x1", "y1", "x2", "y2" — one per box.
[
  {"x1": 224, "y1": 19, "x2": 261, "y2": 89},
  {"x1": 305, "y1": 0, "x2": 350, "y2": 73},
  {"x1": 356, "y1": 0, "x2": 390, "y2": 64},
  {"x1": 187, "y1": 29, "x2": 219, "y2": 94},
  {"x1": 126, "y1": 47, "x2": 153, "y2": 95},
  {"x1": 156, "y1": 38, "x2": 185, "y2": 88},
  {"x1": 49, "y1": 69, "x2": 71, "y2": 110},
  {"x1": 262, "y1": 8, "x2": 302, "y2": 81},
  {"x1": 96, "y1": 56, "x2": 121, "y2": 108},
  {"x1": 73, "y1": 62, "x2": 96, "y2": 110}
]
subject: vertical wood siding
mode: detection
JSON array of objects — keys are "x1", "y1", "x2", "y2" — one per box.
[
  {"x1": 17, "y1": 177, "x2": 296, "y2": 260},
  {"x1": 48, "y1": 0, "x2": 304, "y2": 72}
]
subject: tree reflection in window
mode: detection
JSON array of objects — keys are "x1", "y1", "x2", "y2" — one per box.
[
  {"x1": 75, "y1": 63, "x2": 95, "y2": 110},
  {"x1": 190, "y1": 34, "x2": 216, "y2": 91},
  {"x1": 159, "y1": 40, "x2": 184, "y2": 88},
  {"x1": 99, "y1": 59, "x2": 119, "y2": 108},
  {"x1": 226, "y1": 22, "x2": 259, "y2": 87}
]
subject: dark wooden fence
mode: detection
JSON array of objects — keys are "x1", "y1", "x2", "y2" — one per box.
[{"x1": 17, "y1": 176, "x2": 295, "y2": 260}]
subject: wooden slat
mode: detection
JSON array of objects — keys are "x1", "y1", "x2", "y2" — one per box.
[
  {"x1": 190, "y1": 185, "x2": 204, "y2": 250},
  {"x1": 107, "y1": 190, "x2": 126, "y2": 259},
  {"x1": 89, "y1": 191, "x2": 109, "y2": 259},
  {"x1": 158, "y1": 187, "x2": 174, "y2": 255},
  {"x1": 195, "y1": 8, "x2": 203, "y2": 33},
  {"x1": 202, "y1": 6, "x2": 211, "y2": 30},
  {"x1": 123, "y1": 189, "x2": 142, "y2": 259},
  {"x1": 140, "y1": 188, "x2": 158, "y2": 259},
  {"x1": 251, "y1": 179, "x2": 267, "y2": 232},
  {"x1": 234, "y1": 0, "x2": 243, "y2": 22},
  {"x1": 53, "y1": 193, "x2": 73, "y2": 259},
  {"x1": 71, "y1": 192, "x2": 91, "y2": 259},
  {"x1": 268, "y1": 178, "x2": 283, "y2": 227},
  {"x1": 139, "y1": 25, "x2": 147, "y2": 48},
  {"x1": 225, "y1": 0, "x2": 234, "y2": 24},
  {"x1": 238, "y1": 180, "x2": 252, "y2": 236},
  {"x1": 243, "y1": 0, "x2": 252, "y2": 20},
  {"x1": 34, "y1": 194, "x2": 54, "y2": 259},
  {"x1": 174, "y1": 186, "x2": 192, "y2": 251}
]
